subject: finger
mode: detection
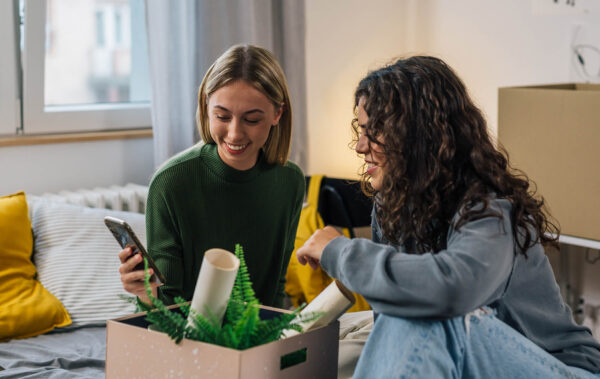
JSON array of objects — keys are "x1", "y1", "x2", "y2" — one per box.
[
  {"x1": 297, "y1": 254, "x2": 306, "y2": 265},
  {"x1": 121, "y1": 274, "x2": 145, "y2": 294},
  {"x1": 308, "y1": 257, "x2": 320, "y2": 270},
  {"x1": 119, "y1": 253, "x2": 144, "y2": 275},
  {"x1": 296, "y1": 249, "x2": 307, "y2": 265},
  {"x1": 118, "y1": 256, "x2": 138, "y2": 274},
  {"x1": 124, "y1": 252, "x2": 143, "y2": 272},
  {"x1": 121, "y1": 267, "x2": 153, "y2": 285},
  {"x1": 118, "y1": 247, "x2": 133, "y2": 263}
]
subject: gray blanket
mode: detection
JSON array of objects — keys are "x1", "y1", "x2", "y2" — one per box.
[{"x1": 0, "y1": 326, "x2": 106, "y2": 378}]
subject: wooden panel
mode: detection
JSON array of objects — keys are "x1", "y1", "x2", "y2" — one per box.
[{"x1": 0, "y1": 128, "x2": 153, "y2": 147}]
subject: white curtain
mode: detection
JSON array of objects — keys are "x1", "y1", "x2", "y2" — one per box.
[{"x1": 144, "y1": 0, "x2": 307, "y2": 170}]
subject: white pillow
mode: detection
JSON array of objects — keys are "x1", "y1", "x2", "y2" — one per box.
[{"x1": 28, "y1": 198, "x2": 145, "y2": 326}]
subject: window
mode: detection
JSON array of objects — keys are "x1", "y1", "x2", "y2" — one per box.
[
  {"x1": 0, "y1": 1, "x2": 19, "y2": 135},
  {"x1": 13, "y1": 0, "x2": 151, "y2": 135}
]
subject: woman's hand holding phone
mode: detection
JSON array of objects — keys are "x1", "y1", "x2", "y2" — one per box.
[
  {"x1": 118, "y1": 246, "x2": 161, "y2": 305},
  {"x1": 105, "y1": 215, "x2": 165, "y2": 305}
]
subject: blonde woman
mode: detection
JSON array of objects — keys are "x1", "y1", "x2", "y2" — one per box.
[{"x1": 119, "y1": 45, "x2": 304, "y2": 308}]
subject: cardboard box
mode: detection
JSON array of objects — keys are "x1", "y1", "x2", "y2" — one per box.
[
  {"x1": 106, "y1": 305, "x2": 339, "y2": 378},
  {"x1": 498, "y1": 83, "x2": 600, "y2": 241}
]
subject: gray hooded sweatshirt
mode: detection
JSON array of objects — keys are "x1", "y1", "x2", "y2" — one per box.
[{"x1": 321, "y1": 198, "x2": 600, "y2": 373}]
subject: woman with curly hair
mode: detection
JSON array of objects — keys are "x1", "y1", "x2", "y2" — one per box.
[{"x1": 297, "y1": 56, "x2": 600, "y2": 377}]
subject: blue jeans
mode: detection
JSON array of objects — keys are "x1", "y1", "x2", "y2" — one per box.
[{"x1": 353, "y1": 308, "x2": 600, "y2": 378}]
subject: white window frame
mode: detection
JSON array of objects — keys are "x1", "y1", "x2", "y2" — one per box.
[
  {"x1": 0, "y1": 0, "x2": 19, "y2": 135},
  {"x1": 22, "y1": 0, "x2": 150, "y2": 134}
]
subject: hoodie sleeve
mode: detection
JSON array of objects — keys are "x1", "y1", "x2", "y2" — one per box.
[{"x1": 320, "y1": 199, "x2": 515, "y2": 318}]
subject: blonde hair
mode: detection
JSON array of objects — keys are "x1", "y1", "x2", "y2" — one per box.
[{"x1": 196, "y1": 44, "x2": 292, "y2": 165}]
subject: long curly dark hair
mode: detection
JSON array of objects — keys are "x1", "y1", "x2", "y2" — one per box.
[{"x1": 352, "y1": 56, "x2": 559, "y2": 255}]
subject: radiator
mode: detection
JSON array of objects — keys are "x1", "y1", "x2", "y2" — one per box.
[{"x1": 38, "y1": 183, "x2": 149, "y2": 214}]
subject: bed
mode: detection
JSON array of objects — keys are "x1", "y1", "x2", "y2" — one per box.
[
  {"x1": 0, "y1": 195, "x2": 372, "y2": 378},
  {"x1": 0, "y1": 325, "x2": 106, "y2": 378}
]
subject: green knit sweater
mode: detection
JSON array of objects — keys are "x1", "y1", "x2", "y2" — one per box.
[{"x1": 146, "y1": 143, "x2": 304, "y2": 307}]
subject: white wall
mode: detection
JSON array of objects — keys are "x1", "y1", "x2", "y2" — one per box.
[
  {"x1": 304, "y1": 0, "x2": 599, "y2": 177},
  {"x1": 0, "y1": 138, "x2": 154, "y2": 196},
  {"x1": 407, "y1": 0, "x2": 599, "y2": 137},
  {"x1": 305, "y1": 0, "x2": 409, "y2": 178}
]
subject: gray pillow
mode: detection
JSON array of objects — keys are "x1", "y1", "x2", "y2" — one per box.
[{"x1": 28, "y1": 198, "x2": 144, "y2": 326}]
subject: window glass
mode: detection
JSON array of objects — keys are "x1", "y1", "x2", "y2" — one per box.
[
  {"x1": 0, "y1": 0, "x2": 19, "y2": 135},
  {"x1": 41, "y1": 0, "x2": 150, "y2": 107}
]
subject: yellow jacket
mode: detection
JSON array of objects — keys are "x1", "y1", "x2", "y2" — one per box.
[{"x1": 285, "y1": 175, "x2": 370, "y2": 312}]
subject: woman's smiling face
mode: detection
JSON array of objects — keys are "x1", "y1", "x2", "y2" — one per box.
[{"x1": 208, "y1": 80, "x2": 283, "y2": 171}]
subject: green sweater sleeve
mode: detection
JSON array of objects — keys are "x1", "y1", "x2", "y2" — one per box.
[
  {"x1": 273, "y1": 172, "x2": 305, "y2": 306},
  {"x1": 145, "y1": 175, "x2": 185, "y2": 305}
]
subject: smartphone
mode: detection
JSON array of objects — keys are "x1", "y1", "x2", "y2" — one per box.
[{"x1": 104, "y1": 216, "x2": 166, "y2": 285}]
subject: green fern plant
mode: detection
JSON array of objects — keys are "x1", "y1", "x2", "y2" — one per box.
[{"x1": 137, "y1": 244, "x2": 321, "y2": 350}]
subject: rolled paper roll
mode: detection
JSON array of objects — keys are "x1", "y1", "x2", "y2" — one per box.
[
  {"x1": 186, "y1": 248, "x2": 240, "y2": 328},
  {"x1": 283, "y1": 280, "x2": 355, "y2": 338}
]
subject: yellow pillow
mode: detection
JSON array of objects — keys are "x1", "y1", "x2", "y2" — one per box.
[{"x1": 0, "y1": 192, "x2": 71, "y2": 341}]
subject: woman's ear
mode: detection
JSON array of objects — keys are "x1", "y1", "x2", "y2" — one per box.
[{"x1": 273, "y1": 102, "x2": 285, "y2": 126}]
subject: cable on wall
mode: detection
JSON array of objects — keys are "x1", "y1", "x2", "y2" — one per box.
[{"x1": 571, "y1": 25, "x2": 600, "y2": 82}]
